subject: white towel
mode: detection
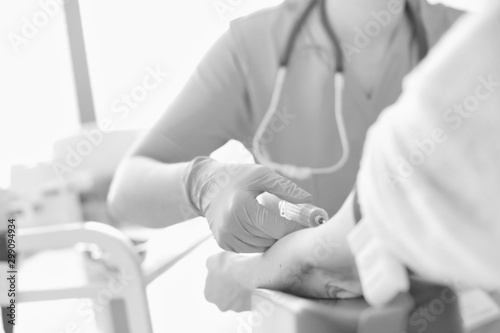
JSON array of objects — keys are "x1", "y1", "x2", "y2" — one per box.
[{"x1": 356, "y1": 4, "x2": 500, "y2": 291}]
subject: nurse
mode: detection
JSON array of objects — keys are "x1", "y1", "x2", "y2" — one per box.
[{"x1": 108, "y1": 0, "x2": 461, "y2": 253}]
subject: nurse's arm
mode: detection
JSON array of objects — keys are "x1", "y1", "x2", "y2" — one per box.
[
  {"x1": 228, "y1": 192, "x2": 361, "y2": 298},
  {"x1": 107, "y1": 30, "x2": 249, "y2": 228},
  {"x1": 108, "y1": 154, "x2": 195, "y2": 227}
]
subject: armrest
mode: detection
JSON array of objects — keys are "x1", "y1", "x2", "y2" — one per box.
[
  {"x1": 251, "y1": 289, "x2": 414, "y2": 333},
  {"x1": 20, "y1": 222, "x2": 142, "y2": 276}
]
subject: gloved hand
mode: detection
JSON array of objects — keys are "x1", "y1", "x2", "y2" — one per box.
[{"x1": 184, "y1": 157, "x2": 312, "y2": 253}]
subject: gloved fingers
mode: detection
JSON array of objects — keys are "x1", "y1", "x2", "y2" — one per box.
[
  {"x1": 234, "y1": 233, "x2": 276, "y2": 253},
  {"x1": 237, "y1": 213, "x2": 276, "y2": 240},
  {"x1": 246, "y1": 199, "x2": 306, "y2": 240},
  {"x1": 215, "y1": 230, "x2": 275, "y2": 253},
  {"x1": 252, "y1": 168, "x2": 312, "y2": 204}
]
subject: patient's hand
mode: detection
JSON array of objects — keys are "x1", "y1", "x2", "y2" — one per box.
[
  {"x1": 204, "y1": 248, "x2": 362, "y2": 312},
  {"x1": 204, "y1": 191, "x2": 364, "y2": 311},
  {"x1": 204, "y1": 251, "x2": 254, "y2": 312}
]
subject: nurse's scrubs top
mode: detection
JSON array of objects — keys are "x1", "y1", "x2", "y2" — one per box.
[{"x1": 134, "y1": 0, "x2": 462, "y2": 217}]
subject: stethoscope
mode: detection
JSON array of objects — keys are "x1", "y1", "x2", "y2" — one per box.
[{"x1": 252, "y1": 0, "x2": 429, "y2": 180}]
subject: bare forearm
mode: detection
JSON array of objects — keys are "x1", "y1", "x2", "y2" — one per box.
[
  {"x1": 243, "y1": 228, "x2": 318, "y2": 291},
  {"x1": 253, "y1": 236, "x2": 357, "y2": 296},
  {"x1": 108, "y1": 156, "x2": 197, "y2": 227},
  {"x1": 240, "y1": 200, "x2": 361, "y2": 298}
]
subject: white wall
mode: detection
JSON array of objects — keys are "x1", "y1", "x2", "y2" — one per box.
[{"x1": 0, "y1": 0, "x2": 283, "y2": 187}]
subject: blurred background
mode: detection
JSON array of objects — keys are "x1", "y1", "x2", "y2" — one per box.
[
  {"x1": 0, "y1": 1, "x2": 282, "y2": 332},
  {"x1": 1, "y1": 0, "x2": 285, "y2": 189}
]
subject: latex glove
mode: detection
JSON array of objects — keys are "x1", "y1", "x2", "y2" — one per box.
[
  {"x1": 185, "y1": 157, "x2": 312, "y2": 253},
  {"x1": 204, "y1": 251, "x2": 253, "y2": 312}
]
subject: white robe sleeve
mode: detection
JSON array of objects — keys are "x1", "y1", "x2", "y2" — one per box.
[{"x1": 354, "y1": 5, "x2": 500, "y2": 293}]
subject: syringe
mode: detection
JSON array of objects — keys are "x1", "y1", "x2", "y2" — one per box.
[{"x1": 278, "y1": 201, "x2": 329, "y2": 228}]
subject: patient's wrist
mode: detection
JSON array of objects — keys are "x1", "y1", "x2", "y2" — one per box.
[{"x1": 229, "y1": 253, "x2": 260, "y2": 290}]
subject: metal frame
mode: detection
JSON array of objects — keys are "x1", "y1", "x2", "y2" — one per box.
[
  {"x1": 5, "y1": 222, "x2": 211, "y2": 333},
  {"x1": 63, "y1": 0, "x2": 96, "y2": 125}
]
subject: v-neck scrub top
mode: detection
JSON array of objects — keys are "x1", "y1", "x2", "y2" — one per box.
[{"x1": 134, "y1": 0, "x2": 462, "y2": 217}]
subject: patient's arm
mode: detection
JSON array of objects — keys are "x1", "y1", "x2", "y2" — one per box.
[
  {"x1": 247, "y1": 191, "x2": 360, "y2": 297},
  {"x1": 204, "y1": 192, "x2": 361, "y2": 311}
]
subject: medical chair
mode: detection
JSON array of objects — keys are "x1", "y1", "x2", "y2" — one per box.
[{"x1": 4, "y1": 219, "x2": 211, "y2": 333}]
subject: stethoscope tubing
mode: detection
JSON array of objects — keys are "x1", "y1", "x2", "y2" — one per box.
[{"x1": 252, "y1": 0, "x2": 427, "y2": 180}]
